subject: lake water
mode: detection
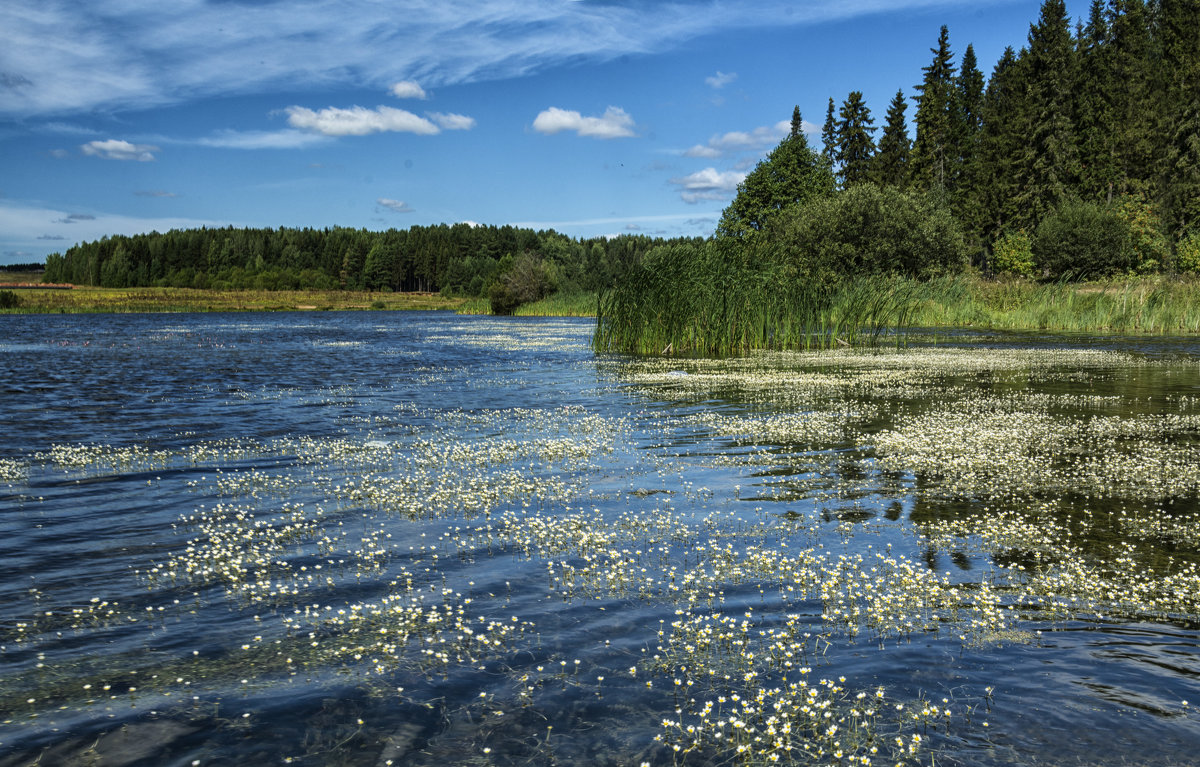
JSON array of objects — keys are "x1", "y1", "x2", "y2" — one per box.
[{"x1": 2, "y1": 311, "x2": 1199, "y2": 766}]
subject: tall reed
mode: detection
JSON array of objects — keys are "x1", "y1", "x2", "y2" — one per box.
[{"x1": 593, "y1": 242, "x2": 919, "y2": 356}]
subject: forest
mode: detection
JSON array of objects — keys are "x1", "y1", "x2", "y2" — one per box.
[
  {"x1": 595, "y1": 0, "x2": 1200, "y2": 354},
  {"x1": 41, "y1": 224, "x2": 697, "y2": 312},
  {"x1": 40, "y1": 0, "x2": 1200, "y2": 321}
]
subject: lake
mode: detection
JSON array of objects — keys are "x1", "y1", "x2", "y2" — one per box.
[{"x1": 2, "y1": 311, "x2": 1199, "y2": 766}]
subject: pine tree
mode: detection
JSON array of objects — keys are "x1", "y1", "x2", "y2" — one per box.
[
  {"x1": 873, "y1": 89, "x2": 911, "y2": 187},
  {"x1": 821, "y1": 97, "x2": 837, "y2": 163},
  {"x1": 835, "y1": 91, "x2": 877, "y2": 187},
  {"x1": 911, "y1": 25, "x2": 958, "y2": 191},
  {"x1": 791, "y1": 105, "x2": 804, "y2": 138}
]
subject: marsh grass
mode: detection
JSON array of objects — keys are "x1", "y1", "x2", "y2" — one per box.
[
  {"x1": 0, "y1": 285, "x2": 467, "y2": 314},
  {"x1": 593, "y1": 248, "x2": 920, "y2": 356},
  {"x1": 909, "y1": 274, "x2": 1200, "y2": 334}
]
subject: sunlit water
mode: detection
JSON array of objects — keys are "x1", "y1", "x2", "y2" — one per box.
[{"x1": 2, "y1": 311, "x2": 1199, "y2": 766}]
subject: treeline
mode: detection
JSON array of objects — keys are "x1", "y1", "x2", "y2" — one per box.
[
  {"x1": 43, "y1": 224, "x2": 695, "y2": 307},
  {"x1": 805, "y1": 0, "x2": 1200, "y2": 274},
  {"x1": 597, "y1": 0, "x2": 1200, "y2": 354}
]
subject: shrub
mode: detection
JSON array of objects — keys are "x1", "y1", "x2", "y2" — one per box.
[
  {"x1": 1032, "y1": 200, "x2": 1132, "y2": 280},
  {"x1": 990, "y1": 231, "x2": 1035, "y2": 277},
  {"x1": 1114, "y1": 194, "x2": 1169, "y2": 273},
  {"x1": 0, "y1": 290, "x2": 19, "y2": 309},
  {"x1": 1176, "y1": 233, "x2": 1200, "y2": 274},
  {"x1": 762, "y1": 184, "x2": 968, "y2": 282},
  {"x1": 488, "y1": 251, "x2": 555, "y2": 315}
]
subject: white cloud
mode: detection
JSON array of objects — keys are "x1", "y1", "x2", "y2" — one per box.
[
  {"x1": 0, "y1": 0, "x2": 972, "y2": 118},
  {"x1": 197, "y1": 129, "x2": 331, "y2": 150},
  {"x1": 682, "y1": 120, "x2": 798, "y2": 159},
  {"x1": 669, "y1": 167, "x2": 746, "y2": 203},
  {"x1": 390, "y1": 80, "x2": 427, "y2": 99},
  {"x1": 80, "y1": 139, "x2": 159, "y2": 161},
  {"x1": 533, "y1": 106, "x2": 634, "y2": 139},
  {"x1": 377, "y1": 198, "x2": 414, "y2": 214},
  {"x1": 286, "y1": 105, "x2": 440, "y2": 136},
  {"x1": 428, "y1": 112, "x2": 476, "y2": 130},
  {"x1": 704, "y1": 70, "x2": 736, "y2": 89}
]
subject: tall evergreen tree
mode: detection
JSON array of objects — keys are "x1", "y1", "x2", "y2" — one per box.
[
  {"x1": 1157, "y1": 0, "x2": 1200, "y2": 237},
  {"x1": 1017, "y1": 0, "x2": 1080, "y2": 224},
  {"x1": 1106, "y1": 0, "x2": 1155, "y2": 196},
  {"x1": 821, "y1": 97, "x2": 837, "y2": 163},
  {"x1": 953, "y1": 44, "x2": 986, "y2": 244},
  {"x1": 873, "y1": 89, "x2": 912, "y2": 187},
  {"x1": 911, "y1": 25, "x2": 958, "y2": 191},
  {"x1": 717, "y1": 127, "x2": 835, "y2": 238},
  {"x1": 835, "y1": 91, "x2": 877, "y2": 187},
  {"x1": 1075, "y1": 0, "x2": 1120, "y2": 202},
  {"x1": 790, "y1": 105, "x2": 804, "y2": 138},
  {"x1": 977, "y1": 47, "x2": 1030, "y2": 242}
]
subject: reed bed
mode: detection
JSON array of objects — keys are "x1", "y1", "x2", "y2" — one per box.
[
  {"x1": 909, "y1": 274, "x2": 1200, "y2": 334},
  {"x1": 594, "y1": 245, "x2": 919, "y2": 356}
]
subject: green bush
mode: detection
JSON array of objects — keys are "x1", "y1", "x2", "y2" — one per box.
[
  {"x1": 1114, "y1": 194, "x2": 1169, "y2": 273},
  {"x1": 0, "y1": 290, "x2": 19, "y2": 309},
  {"x1": 1032, "y1": 200, "x2": 1132, "y2": 280},
  {"x1": 488, "y1": 251, "x2": 556, "y2": 315},
  {"x1": 762, "y1": 184, "x2": 968, "y2": 282},
  {"x1": 1176, "y1": 233, "x2": 1200, "y2": 274},
  {"x1": 990, "y1": 230, "x2": 1035, "y2": 277}
]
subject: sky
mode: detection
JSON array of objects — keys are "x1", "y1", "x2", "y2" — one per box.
[{"x1": 0, "y1": 0, "x2": 1091, "y2": 265}]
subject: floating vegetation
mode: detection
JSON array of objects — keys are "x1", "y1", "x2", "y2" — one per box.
[{"x1": 3, "y1": 315, "x2": 1200, "y2": 766}]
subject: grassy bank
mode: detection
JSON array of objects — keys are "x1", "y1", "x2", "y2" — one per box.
[
  {"x1": 909, "y1": 274, "x2": 1200, "y2": 334},
  {"x1": 0, "y1": 284, "x2": 467, "y2": 314},
  {"x1": 456, "y1": 291, "x2": 598, "y2": 317}
]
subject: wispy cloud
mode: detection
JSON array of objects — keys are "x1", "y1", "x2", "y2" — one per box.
[
  {"x1": 197, "y1": 129, "x2": 331, "y2": 150},
  {"x1": 428, "y1": 112, "x2": 476, "y2": 130},
  {"x1": 682, "y1": 120, "x2": 804, "y2": 159},
  {"x1": 669, "y1": 167, "x2": 745, "y2": 203},
  {"x1": 533, "y1": 106, "x2": 634, "y2": 139},
  {"x1": 81, "y1": 139, "x2": 159, "y2": 161},
  {"x1": 285, "y1": 105, "x2": 440, "y2": 136},
  {"x1": 377, "y1": 198, "x2": 414, "y2": 214},
  {"x1": 704, "y1": 70, "x2": 736, "y2": 89},
  {"x1": 134, "y1": 189, "x2": 178, "y2": 198},
  {"x1": 53, "y1": 213, "x2": 96, "y2": 223},
  {"x1": 390, "y1": 80, "x2": 427, "y2": 99},
  {"x1": 1, "y1": 0, "x2": 959, "y2": 117}
]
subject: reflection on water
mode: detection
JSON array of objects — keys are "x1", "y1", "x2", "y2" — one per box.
[{"x1": 1, "y1": 311, "x2": 1199, "y2": 766}]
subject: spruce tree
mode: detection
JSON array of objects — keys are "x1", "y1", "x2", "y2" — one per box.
[
  {"x1": 717, "y1": 127, "x2": 835, "y2": 238},
  {"x1": 1106, "y1": 0, "x2": 1155, "y2": 196},
  {"x1": 911, "y1": 25, "x2": 958, "y2": 192},
  {"x1": 954, "y1": 43, "x2": 986, "y2": 246},
  {"x1": 1017, "y1": 0, "x2": 1079, "y2": 225},
  {"x1": 1157, "y1": 0, "x2": 1200, "y2": 238},
  {"x1": 978, "y1": 47, "x2": 1030, "y2": 242},
  {"x1": 821, "y1": 97, "x2": 837, "y2": 163},
  {"x1": 791, "y1": 105, "x2": 804, "y2": 138},
  {"x1": 835, "y1": 91, "x2": 877, "y2": 187},
  {"x1": 1075, "y1": 0, "x2": 1120, "y2": 202},
  {"x1": 873, "y1": 89, "x2": 911, "y2": 187}
]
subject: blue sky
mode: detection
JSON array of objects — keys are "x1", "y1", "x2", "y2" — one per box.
[{"x1": 1, "y1": 0, "x2": 1088, "y2": 265}]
